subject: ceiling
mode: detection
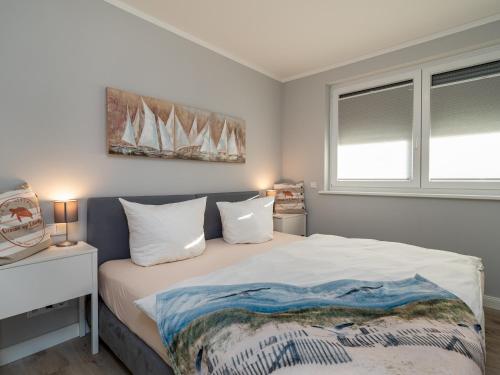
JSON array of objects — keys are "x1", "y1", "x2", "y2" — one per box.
[{"x1": 105, "y1": 0, "x2": 500, "y2": 82}]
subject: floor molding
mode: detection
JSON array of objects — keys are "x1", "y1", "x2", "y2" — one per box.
[
  {"x1": 484, "y1": 295, "x2": 500, "y2": 310},
  {"x1": 0, "y1": 323, "x2": 80, "y2": 366}
]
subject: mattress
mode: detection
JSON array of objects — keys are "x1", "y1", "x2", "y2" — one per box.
[{"x1": 98, "y1": 231, "x2": 303, "y2": 362}]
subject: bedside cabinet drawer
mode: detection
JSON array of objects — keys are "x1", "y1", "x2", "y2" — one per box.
[
  {"x1": 0, "y1": 254, "x2": 92, "y2": 319},
  {"x1": 273, "y1": 213, "x2": 307, "y2": 236}
]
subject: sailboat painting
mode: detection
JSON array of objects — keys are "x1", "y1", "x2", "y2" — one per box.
[{"x1": 107, "y1": 87, "x2": 246, "y2": 163}]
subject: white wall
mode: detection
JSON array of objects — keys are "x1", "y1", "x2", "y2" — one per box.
[
  {"x1": 282, "y1": 21, "x2": 500, "y2": 298},
  {"x1": 2, "y1": 0, "x2": 500, "y2": 355},
  {"x1": 0, "y1": 0, "x2": 283, "y2": 240},
  {"x1": 0, "y1": 0, "x2": 282, "y2": 348}
]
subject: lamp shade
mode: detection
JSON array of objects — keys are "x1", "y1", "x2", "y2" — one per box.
[
  {"x1": 266, "y1": 189, "x2": 277, "y2": 197},
  {"x1": 54, "y1": 200, "x2": 78, "y2": 223}
]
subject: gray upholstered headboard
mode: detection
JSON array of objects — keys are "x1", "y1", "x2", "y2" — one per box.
[{"x1": 87, "y1": 191, "x2": 259, "y2": 266}]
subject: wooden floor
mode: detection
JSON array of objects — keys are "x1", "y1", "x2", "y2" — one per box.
[
  {"x1": 2, "y1": 308, "x2": 500, "y2": 374},
  {"x1": 0, "y1": 337, "x2": 130, "y2": 375},
  {"x1": 486, "y1": 307, "x2": 500, "y2": 375}
]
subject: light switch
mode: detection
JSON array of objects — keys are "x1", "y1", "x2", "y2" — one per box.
[{"x1": 310, "y1": 181, "x2": 318, "y2": 189}]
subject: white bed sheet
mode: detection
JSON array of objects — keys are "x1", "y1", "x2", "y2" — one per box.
[{"x1": 136, "y1": 234, "x2": 484, "y2": 326}]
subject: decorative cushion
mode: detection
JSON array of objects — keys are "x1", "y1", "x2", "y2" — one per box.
[
  {"x1": 273, "y1": 182, "x2": 306, "y2": 213},
  {"x1": 119, "y1": 197, "x2": 207, "y2": 266},
  {"x1": 216, "y1": 196, "x2": 274, "y2": 244},
  {"x1": 0, "y1": 184, "x2": 51, "y2": 266}
]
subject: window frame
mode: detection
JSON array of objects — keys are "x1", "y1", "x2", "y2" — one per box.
[
  {"x1": 421, "y1": 49, "x2": 500, "y2": 190},
  {"x1": 329, "y1": 69, "x2": 422, "y2": 190},
  {"x1": 326, "y1": 45, "x2": 500, "y2": 198}
]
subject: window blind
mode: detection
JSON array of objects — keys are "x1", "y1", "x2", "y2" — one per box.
[
  {"x1": 339, "y1": 80, "x2": 412, "y2": 99},
  {"x1": 338, "y1": 82, "x2": 413, "y2": 145},
  {"x1": 431, "y1": 59, "x2": 500, "y2": 87},
  {"x1": 429, "y1": 59, "x2": 500, "y2": 179},
  {"x1": 430, "y1": 73, "x2": 500, "y2": 138}
]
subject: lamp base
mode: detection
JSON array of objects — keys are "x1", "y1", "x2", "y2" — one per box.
[{"x1": 56, "y1": 240, "x2": 78, "y2": 247}]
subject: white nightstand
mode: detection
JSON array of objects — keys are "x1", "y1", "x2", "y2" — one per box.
[
  {"x1": 273, "y1": 213, "x2": 307, "y2": 236},
  {"x1": 0, "y1": 241, "x2": 99, "y2": 361}
]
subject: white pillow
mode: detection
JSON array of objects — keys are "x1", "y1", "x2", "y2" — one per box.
[
  {"x1": 119, "y1": 197, "x2": 207, "y2": 266},
  {"x1": 216, "y1": 196, "x2": 274, "y2": 244}
]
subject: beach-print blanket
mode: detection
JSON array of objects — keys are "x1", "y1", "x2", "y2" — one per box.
[{"x1": 156, "y1": 275, "x2": 484, "y2": 375}]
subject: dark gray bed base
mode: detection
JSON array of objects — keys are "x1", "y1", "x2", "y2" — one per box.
[
  {"x1": 87, "y1": 191, "x2": 259, "y2": 375},
  {"x1": 99, "y1": 300, "x2": 173, "y2": 375}
]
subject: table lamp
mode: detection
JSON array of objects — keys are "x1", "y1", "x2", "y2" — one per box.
[{"x1": 53, "y1": 199, "x2": 78, "y2": 247}]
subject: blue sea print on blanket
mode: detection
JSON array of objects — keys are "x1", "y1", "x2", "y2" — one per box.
[{"x1": 156, "y1": 275, "x2": 485, "y2": 375}]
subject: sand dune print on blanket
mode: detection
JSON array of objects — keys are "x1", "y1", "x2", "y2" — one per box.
[{"x1": 156, "y1": 275, "x2": 484, "y2": 375}]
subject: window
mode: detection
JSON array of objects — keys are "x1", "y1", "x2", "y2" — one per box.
[
  {"x1": 330, "y1": 71, "x2": 421, "y2": 189},
  {"x1": 329, "y1": 47, "x2": 500, "y2": 197},
  {"x1": 422, "y1": 57, "x2": 500, "y2": 190},
  {"x1": 337, "y1": 81, "x2": 413, "y2": 180}
]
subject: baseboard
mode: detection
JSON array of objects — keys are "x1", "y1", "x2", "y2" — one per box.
[
  {"x1": 0, "y1": 322, "x2": 80, "y2": 366},
  {"x1": 484, "y1": 294, "x2": 500, "y2": 310}
]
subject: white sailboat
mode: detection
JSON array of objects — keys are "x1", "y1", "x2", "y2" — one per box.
[
  {"x1": 157, "y1": 114, "x2": 174, "y2": 152},
  {"x1": 132, "y1": 106, "x2": 141, "y2": 140},
  {"x1": 175, "y1": 111, "x2": 190, "y2": 151},
  {"x1": 217, "y1": 120, "x2": 228, "y2": 154},
  {"x1": 138, "y1": 98, "x2": 160, "y2": 151},
  {"x1": 194, "y1": 123, "x2": 208, "y2": 147},
  {"x1": 227, "y1": 129, "x2": 238, "y2": 156},
  {"x1": 199, "y1": 121, "x2": 217, "y2": 155},
  {"x1": 121, "y1": 106, "x2": 136, "y2": 147},
  {"x1": 199, "y1": 125, "x2": 210, "y2": 153},
  {"x1": 162, "y1": 106, "x2": 175, "y2": 152},
  {"x1": 188, "y1": 116, "x2": 198, "y2": 145}
]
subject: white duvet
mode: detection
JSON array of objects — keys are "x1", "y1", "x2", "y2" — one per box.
[{"x1": 135, "y1": 234, "x2": 484, "y2": 326}]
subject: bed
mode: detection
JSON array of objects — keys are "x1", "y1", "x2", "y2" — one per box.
[
  {"x1": 88, "y1": 191, "x2": 288, "y2": 374},
  {"x1": 87, "y1": 191, "x2": 485, "y2": 375}
]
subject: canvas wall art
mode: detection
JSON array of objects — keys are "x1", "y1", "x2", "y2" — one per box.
[{"x1": 106, "y1": 87, "x2": 246, "y2": 163}]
